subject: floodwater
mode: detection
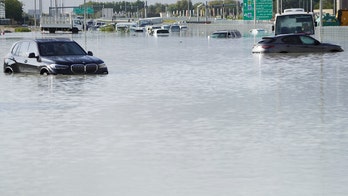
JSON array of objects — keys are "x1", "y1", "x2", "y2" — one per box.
[{"x1": 1, "y1": 28, "x2": 348, "y2": 196}]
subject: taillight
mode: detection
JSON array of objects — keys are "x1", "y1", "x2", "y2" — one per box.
[{"x1": 262, "y1": 45, "x2": 274, "y2": 49}]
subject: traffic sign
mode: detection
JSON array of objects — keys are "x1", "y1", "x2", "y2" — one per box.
[
  {"x1": 243, "y1": 0, "x2": 273, "y2": 20},
  {"x1": 73, "y1": 7, "x2": 94, "y2": 15}
]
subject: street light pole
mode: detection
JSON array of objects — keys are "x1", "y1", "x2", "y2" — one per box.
[
  {"x1": 253, "y1": 0, "x2": 256, "y2": 27},
  {"x1": 34, "y1": 0, "x2": 36, "y2": 30},
  {"x1": 188, "y1": 0, "x2": 190, "y2": 18}
]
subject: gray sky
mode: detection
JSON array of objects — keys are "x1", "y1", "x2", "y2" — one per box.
[{"x1": 21, "y1": 0, "x2": 181, "y2": 12}]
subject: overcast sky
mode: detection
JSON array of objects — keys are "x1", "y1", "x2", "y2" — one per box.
[{"x1": 21, "y1": 0, "x2": 182, "y2": 12}]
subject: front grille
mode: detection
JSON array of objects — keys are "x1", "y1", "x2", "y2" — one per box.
[
  {"x1": 71, "y1": 64, "x2": 98, "y2": 74},
  {"x1": 85, "y1": 64, "x2": 98, "y2": 73}
]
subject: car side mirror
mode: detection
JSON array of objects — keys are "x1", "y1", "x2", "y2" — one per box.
[
  {"x1": 87, "y1": 51, "x2": 93, "y2": 56},
  {"x1": 272, "y1": 25, "x2": 274, "y2": 31},
  {"x1": 28, "y1": 52, "x2": 37, "y2": 58}
]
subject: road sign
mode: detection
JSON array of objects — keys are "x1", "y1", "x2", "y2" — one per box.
[
  {"x1": 243, "y1": 0, "x2": 273, "y2": 20},
  {"x1": 73, "y1": 7, "x2": 94, "y2": 15}
]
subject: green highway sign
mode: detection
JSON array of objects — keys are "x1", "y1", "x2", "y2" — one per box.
[
  {"x1": 73, "y1": 7, "x2": 94, "y2": 15},
  {"x1": 243, "y1": 0, "x2": 273, "y2": 20}
]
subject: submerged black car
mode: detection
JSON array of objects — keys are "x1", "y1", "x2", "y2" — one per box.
[
  {"x1": 3, "y1": 38, "x2": 108, "y2": 75},
  {"x1": 252, "y1": 34, "x2": 344, "y2": 53}
]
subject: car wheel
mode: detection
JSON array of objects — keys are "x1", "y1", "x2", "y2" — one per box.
[
  {"x1": 4, "y1": 67, "x2": 13, "y2": 74},
  {"x1": 40, "y1": 69, "x2": 50, "y2": 75},
  {"x1": 72, "y1": 28, "x2": 79, "y2": 34}
]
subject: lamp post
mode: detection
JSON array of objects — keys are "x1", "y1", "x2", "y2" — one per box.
[
  {"x1": 188, "y1": 0, "x2": 190, "y2": 18},
  {"x1": 253, "y1": 0, "x2": 256, "y2": 27},
  {"x1": 83, "y1": 0, "x2": 87, "y2": 50},
  {"x1": 197, "y1": 3, "x2": 203, "y2": 21},
  {"x1": 34, "y1": 0, "x2": 36, "y2": 30}
]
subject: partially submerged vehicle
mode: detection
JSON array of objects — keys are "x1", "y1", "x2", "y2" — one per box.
[
  {"x1": 252, "y1": 34, "x2": 344, "y2": 53},
  {"x1": 153, "y1": 29, "x2": 170, "y2": 37},
  {"x1": 210, "y1": 30, "x2": 242, "y2": 38},
  {"x1": 3, "y1": 38, "x2": 108, "y2": 75}
]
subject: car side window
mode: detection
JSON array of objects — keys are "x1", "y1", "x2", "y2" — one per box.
[
  {"x1": 234, "y1": 31, "x2": 241, "y2": 37},
  {"x1": 282, "y1": 36, "x2": 302, "y2": 44},
  {"x1": 11, "y1": 42, "x2": 21, "y2": 56},
  {"x1": 27, "y1": 42, "x2": 39, "y2": 55},
  {"x1": 299, "y1": 36, "x2": 316, "y2": 45},
  {"x1": 18, "y1": 41, "x2": 30, "y2": 57},
  {"x1": 39, "y1": 43, "x2": 55, "y2": 56}
]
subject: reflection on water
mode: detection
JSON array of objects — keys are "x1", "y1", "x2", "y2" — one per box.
[{"x1": 0, "y1": 31, "x2": 348, "y2": 196}]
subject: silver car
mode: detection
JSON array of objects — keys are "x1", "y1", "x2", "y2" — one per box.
[
  {"x1": 210, "y1": 30, "x2": 242, "y2": 39},
  {"x1": 252, "y1": 34, "x2": 344, "y2": 53}
]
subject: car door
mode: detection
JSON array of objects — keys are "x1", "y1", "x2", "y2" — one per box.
[
  {"x1": 12, "y1": 41, "x2": 28, "y2": 72},
  {"x1": 15, "y1": 41, "x2": 40, "y2": 73},
  {"x1": 280, "y1": 35, "x2": 306, "y2": 52},
  {"x1": 5, "y1": 42, "x2": 21, "y2": 72},
  {"x1": 299, "y1": 35, "x2": 326, "y2": 52},
  {"x1": 25, "y1": 41, "x2": 41, "y2": 73}
]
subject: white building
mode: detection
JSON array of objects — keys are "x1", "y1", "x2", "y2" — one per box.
[{"x1": 102, "y1": 8, "x2": 113, "y2": 20}]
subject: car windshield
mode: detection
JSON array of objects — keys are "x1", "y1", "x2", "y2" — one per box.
[
  {"x1": 39, "y1": 42, "x2": 87, "y2": 56},
  {"x1": 211, "y1": 32, "x2": 227, "y2": 38}
]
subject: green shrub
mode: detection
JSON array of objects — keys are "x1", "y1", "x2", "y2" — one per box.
[
  {"x1": 15, "y1": 27, "x2": 31, "y2": 32},
  {"x1": 99, "y1": 25, "x2": 115, "y2": 32}
]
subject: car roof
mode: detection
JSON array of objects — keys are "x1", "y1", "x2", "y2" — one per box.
[
  {"x1": 214, "y1": 29, "x2": 239, "y2": 32},
  {"x1": 34, "y1": 38, "x2": 73, "y2": 43},
  {"x1": 262, "y1": 33, "x2": 309, "y2": 39}
]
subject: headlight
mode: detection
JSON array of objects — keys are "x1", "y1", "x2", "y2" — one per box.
[
  {"x1": 50, "y1": 64, "x2": 69, "y2": 70},
  {"x1": 98, "y1": 63, "x2": 107, "y2": 68}
]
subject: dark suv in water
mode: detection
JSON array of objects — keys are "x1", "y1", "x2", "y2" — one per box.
[{"x1": 3, "y1": 38, "x2": 108, "y2": 75}]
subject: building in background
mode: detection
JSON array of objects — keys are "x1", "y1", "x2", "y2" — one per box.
[
  {"x1": 102, "y1": 8, "x2": 113, "y2": 20},
  {"x1": 0, "y1": 0, "x2": 5, "y2": 19},
  {"x1": 0, "y1": 0, "x2": 10, "y2": 25},
  {"x1": 339, "y1": 0, "x2": 348, "y2": 10}
]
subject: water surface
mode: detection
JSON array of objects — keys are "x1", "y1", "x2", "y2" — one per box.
[{"x1": 0, "y1": 30, "x2": 348, "y2": 196}]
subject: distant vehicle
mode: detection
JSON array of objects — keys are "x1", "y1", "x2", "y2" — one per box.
[
  {"x1": 161, "y1": 24, "x2": 171, "y2": 30},
  {"x1": 40, "y1": 14, "x2": 83, "y2": 34},
  {"x1": 138, "y1": 17, "x2": 163, "y2": 27},
  {"x1": 146, "y1": 25, "x2": 162, "y2": 35},
  {"x1": 116, "y1": 22, "x2": 137, "y2": 32},
  {"x1": 92, "y1": 21, "x2": 106, "y2": 30},
  {"x1": 210, "y1": 30, "x2": 242, "y2": 38},
  {"x1": 249, "y1": 28, "x2": 267, "y2": 36},
  {"x1": 170, "y1": 24, "x2": 181, "y2": 32},
  {"x1": 274, "y1": 8, "x2": 316, "y2": 35},
  {"x1": 252, "y1": 34, "x2": 344, "y2": 53},
  {"x1": 3, "y1": 38, "x2": 108, "y2": 75},
  {"x1": 130, "y1": 26, "x2": 145, "y2": 33},
  {"x1": 180, "y1": 25, "x2": 188, "y2": 31},
  {"x1": 153, "y1": 29, "x2": 170, "y2": 37}
]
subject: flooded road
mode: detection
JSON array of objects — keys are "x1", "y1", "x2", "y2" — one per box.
[{"x1": 1, "y1": 30, "x2": 348, "y2": 196}]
